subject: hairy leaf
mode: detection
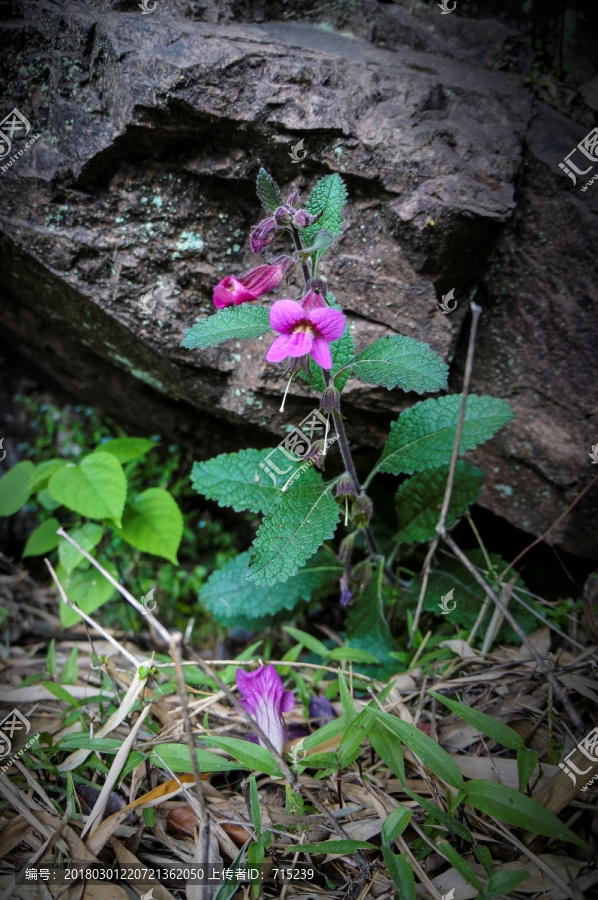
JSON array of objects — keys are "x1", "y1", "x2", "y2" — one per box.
[
  {"x1": 191, "y1": 447, "x2": 302, "y2": 515},
  {"x1": 0, "y1": 461, "x2": 35, "y2": 516},
  {"x1": 303, "y1": 173, "x2": 348, "y2": 259},
  {"x1": 300, "y1": 323, "x2": 355, "y2": 393},
  {"x1": 48, "y1": 452, "x2": 127, "y2": 526},
  {"x1": 350, "y1": 335, "x2": 448, "y2": 394},
  {"x1": 247, "y1": 476, "x2": 340, "y2": 585},
  {"x1": 256, "y1": 167, "x2": 283, "y2": 213},
  {"x1": 22, "y1": 518, "x2": 61, "y2": 557},
  {"x1": 201, "y1": 549, "x2": 341, "y2": 628},
  {"x1": 460, "y1": 780, "x2": 588, "y2": 848},
  {"x1": 181, "y1": 305, "x2": 271, "y2": 350},
  {"x1": 119, "y1": 488, "x2": 183, "y2": 563},
  {"x1": 378, "y1": 394, "x2": 514, "y2": 476},
  {"x1": 396, "y1": 461, "x2": 483, "y2": 544}
]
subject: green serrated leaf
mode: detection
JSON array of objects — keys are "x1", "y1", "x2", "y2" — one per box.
[
  {"x1": 201, "y1": 550, "x2": 341, "y2": 628},
  {"x1": 428, "y1": 690, "x2": 524, "y2": 751},
  {"x1": 22, "y1": 517, "x2": 61, "y2": 557},
  {"x1": 31, "y1": 459, "x2": 66, "y2": 490},
  {"x1": 100, "y1": 437, "x2": 156, "y2": 463},
  {"x1": 119, "y1": 488, "x2": 183, "y2": 563},
  {"x1": 345, "y1": 571, "x2": 397, "y2": 672},
  {"x1": 247, "y1": 476, "x2": 340, "y2": 585},
  {"x1": 58, "y1": 560, "x2": 118, "y2": 627},
  {"x1": 349, "y1": 335, "x2": 448, "y2": 394},
  {"x1": 150, "y1": 743, "x2": 250, "y2": 774},
  {"x1": 366, "y1": 707, "x2": 464, "y2": 790},
  {"x1": 256, "y1": 168, "x2": 283, "y2": 213},
  {"x1": 378, "y1": 394, "x2": 514, "y2": 476},
  {"x1": 58, "y1": 523, "x2": 104, "y2": 574},
  {"x1": 181, "y1": 306, "x2": 271, "y2": 350},
  {"x1": 191, "y1": 447, "x2": 301, "y2": 515},
  {"x1": 300, "y1": 323, "x2": 355, "y2": 393},
  {"x1": 460, "y1": 780, "x2": 588, "y2": 848},
  {"x1": 48, "y1": 452, "x2": 126, "y2": 526},
  {"x1": 396, "y1": 461, "x2": 483, "y2": 545},
  {"x1": 0, "y1": 461, "x2": 35, "y2": 516},
  {"x1": 304, "y1": 174, "x2": 348, "y2": 243},
  {"x1": 202, "y1": 736, "x2": 282, "y2": 777}
]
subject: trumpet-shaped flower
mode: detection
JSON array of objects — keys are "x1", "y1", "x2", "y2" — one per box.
[
  {"x1": 236, "y1": 664, "x2": 295, "y2": 754},
  {"x1": 213, "y1": 257, "x2": 292, "y2": 309},
  {"x1": 266, "y1": 299, "x2": 345, "y2": 369}
]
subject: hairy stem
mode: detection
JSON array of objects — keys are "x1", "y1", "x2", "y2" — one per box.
[{"x1": 290, "y1": 225, "x2": 311, "y2": 285}]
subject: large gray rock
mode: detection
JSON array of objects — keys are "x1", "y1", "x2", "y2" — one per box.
[{"x1": 0, "y1": 0, "x2": 596, "y2": 556}]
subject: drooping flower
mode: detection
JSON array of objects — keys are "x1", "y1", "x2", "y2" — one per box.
[
  {"x1": 236, "y1": 664, "x2": 295, "y2": 755},
  {"x1": 250, "y1": 217, "x2": 281, "y2": 253},
  {"x1": 309, "y1": 695, "x2": 336, "y2": 728},
  {"x1": 213, "y1": 257, "x2": 292, "y2": 309},
  {"x1": 292, "y1": 208, "x2": 318, "y2": 229},
  {"x1": 266, "y1": 299, "x2": 345, "y2": 369}
]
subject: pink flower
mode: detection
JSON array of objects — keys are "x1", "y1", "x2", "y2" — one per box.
[
  {"x1": 213, "y1": 257, "x2": 292, "y2": 309},
  {"x1": 266, "y1": 299, "x2": 345, "y2": 369},
  {"x1": 236, "y1": 664, "x2": 295, "y2": 754}
]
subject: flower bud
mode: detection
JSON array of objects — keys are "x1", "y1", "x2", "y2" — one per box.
[
  {"x1": 273, "y1": 205, "x2": 292, "y2": 226},
  {"x1": 292, "y1": 209, "x2": 318, "y2": 229},
  {"x1": 250, "y1": 217, "x2": 281, "y2": 253},
  {"x1": 321, "y1": 384, "x2": 340, "y2": 414},
  {"x1": 353, "y1": 493, "x2": 374, "y2": 528},
  {"x1": 287, "y1": 189, "x2": 302, "y2": 207},
  {"x1": 335, "y1": 475, "x2": 357, "y2": 499}
]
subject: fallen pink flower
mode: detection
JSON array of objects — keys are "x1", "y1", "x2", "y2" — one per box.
[
  {"x1": 236, "y1": 664, "x2": 295, "y2": 755},
  {"x1": 213, "y1": 257, "x2": 292, "y2": 309},
  {"x1": 266, "y1": 299, "x2": 345, "y2": 369}
]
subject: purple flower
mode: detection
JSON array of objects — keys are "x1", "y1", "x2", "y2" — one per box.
[
  {"x1": 250, "y1": 217, "x2": 281, "y2": 254},
  {"x1": 213, "y1": 257, "x2": 292, "y2": 309},
  {"x1": 292, "y1": 209, "x2": 318, "y2": 229},
  {"x1": 266, "y1": 299, "x2": 345, "y2": 369},
  {"x1": 309, "y1": 695, "x2": 336, "y2": 728},
  {"x1": 236, "y1": 664, "x2": 295, "y2": 754}
]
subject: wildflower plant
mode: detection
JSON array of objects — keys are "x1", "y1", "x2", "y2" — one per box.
[{"x1": 182, "y1": 169, "x2": 514, "y2": 666}]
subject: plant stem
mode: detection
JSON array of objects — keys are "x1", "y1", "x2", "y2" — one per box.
[{"x1": 290, "y1": 225, "x2": 311, "y2": 285}]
